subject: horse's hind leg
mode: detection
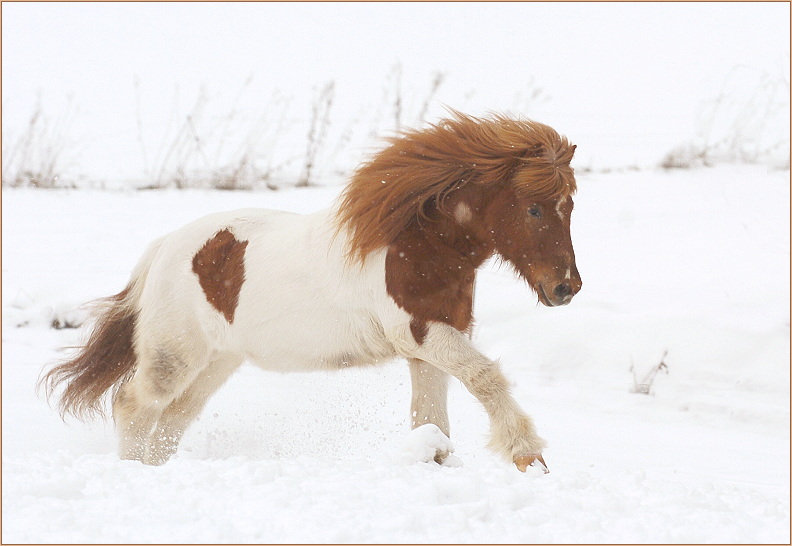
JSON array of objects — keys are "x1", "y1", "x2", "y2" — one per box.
[
  {"x1": 113, "y1": 344, "x2": 208, "y2": 464},
  {"x1": 147, "y1": 353, "x2": 243, "y2": 465},
  {"x1": 408, "y1": 358, "x2": 451, "y2": 462},
  {"x1": 113, "y1": 382, "x2": 161, "y2": 462}
]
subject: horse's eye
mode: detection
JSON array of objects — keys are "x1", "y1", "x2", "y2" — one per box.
[{"x1": 528, "y1": 207, "x2": 542, "y2": 218}]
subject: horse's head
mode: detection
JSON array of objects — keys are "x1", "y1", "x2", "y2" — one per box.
[
  {"x1": 483, "y1": 166, "x2": 582, "y2": 308},
  {"x1": 337, "y1": 110, "x2": 582, "y2": 309}
]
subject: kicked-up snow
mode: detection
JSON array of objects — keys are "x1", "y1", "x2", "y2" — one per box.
[{"x1": 2, "y1": 165, "x2": 789, "y2": 543}]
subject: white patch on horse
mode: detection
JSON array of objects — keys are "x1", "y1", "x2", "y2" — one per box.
[
  {"x1": 555, "y1": 196, "x2": 568, "y2": 221},
  {"x1": 453, "y1": 202, "x2": 473, "y2": 224}
]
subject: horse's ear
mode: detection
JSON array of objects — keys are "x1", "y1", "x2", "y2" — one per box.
[{"x1": 570, "y1": 144, "x2": 577, "y2": 156}]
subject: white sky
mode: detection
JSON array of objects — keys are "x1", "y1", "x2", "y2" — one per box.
[{"x1": 3, "y1": 2, "x2": 789, "y2": 180}]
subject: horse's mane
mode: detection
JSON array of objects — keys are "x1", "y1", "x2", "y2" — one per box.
[{"x1": 335, "y1": 110, "x2": 576, "y2": 262}]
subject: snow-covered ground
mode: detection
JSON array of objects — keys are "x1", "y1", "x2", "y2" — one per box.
[{"x1": 2, "y1": 164, "x2": 789, "y2": 543}]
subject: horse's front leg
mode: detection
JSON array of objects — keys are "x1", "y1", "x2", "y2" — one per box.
[
  {"x1": 396, "y1": 322, "x2": 547, "y2": 472},
  {"x1": 408, "y1": 358, "x2": 450, "y2": 463}
]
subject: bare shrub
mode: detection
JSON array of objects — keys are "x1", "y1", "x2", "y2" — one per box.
[
  {"x1": 391, "y1": 63, "x2": 402, "y2": 130},
  {"x1": 298, "y1": 81, "x2": 335, "y2": 187},
  {"x1": 417, "y1": 71, "x2": 446, "y2": 123},
  {"x1": 630, "y1": 351, "x2": 669, "y2": 395},
  {"x1": 136, "y1": 80, "x2": 291, "y2": 190},
  {"x1": 511, "y1": 76, "x2": 549, "y2": 115},
  {"x1": 2, "y1": 95, "x2": 78, "y2": 188},
  {"x1": 663, "y1": 64, "x2": 790, "y2": 169},
  {"x1": 661, "y1": 144, "x2": 706, "y2": 169}
]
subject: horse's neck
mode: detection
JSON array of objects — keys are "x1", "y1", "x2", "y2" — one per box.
[
  {"x1": 383, "y1": 201, "x2": 492, "y2": 333},
  {"x1": 429, "y1": 186, "x2": 496, "y2": 266}
]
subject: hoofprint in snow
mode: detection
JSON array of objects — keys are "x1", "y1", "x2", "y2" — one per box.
[{"x1": 2, "y1": 165, "x2": 789, "y2": 543}]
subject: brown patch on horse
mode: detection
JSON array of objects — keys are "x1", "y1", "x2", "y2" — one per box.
[
  {"x1": 335, "y1": 109, "x2": 576, "y2": 264},
  {"x1": 192, "y1": 229, "x2": 248, "y2": 324},
  {"x1": 39, "y1": 285, "x2": 139, "y2": 419},
  {"x1": 386, "y1": 187, "x2": 486, "y2": 343}
]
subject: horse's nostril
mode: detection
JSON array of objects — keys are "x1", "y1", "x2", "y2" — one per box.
[{"x1": 554, "y1": 282, "x2": 571, "y2": 299}]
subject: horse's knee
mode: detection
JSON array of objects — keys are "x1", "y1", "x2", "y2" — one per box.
[{"x1": 144, "y1": 347, "x2": 193, "y2": 398}]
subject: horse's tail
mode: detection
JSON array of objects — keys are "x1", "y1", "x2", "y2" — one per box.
[{"x1": 39, "y1": 237, "x2": 165, "y2": 420}]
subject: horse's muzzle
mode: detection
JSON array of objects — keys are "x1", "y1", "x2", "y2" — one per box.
[{"x1": 538, "y1": 279, "x2": 580, "y2": 307}]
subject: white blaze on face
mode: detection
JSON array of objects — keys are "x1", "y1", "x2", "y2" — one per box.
[
  {"x1": 453, "y1": 202, "x2": 473, "y2": 224},
  {"x1": 555, "y1": 196, "x2": 568, "y2": 221}
]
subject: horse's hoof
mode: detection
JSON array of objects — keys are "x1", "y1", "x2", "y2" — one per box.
[
  {"x1": 515, "y1": 454, "x2": 549, "y2": 474},
  {"x1": 433, "y1": 450, "x2": 449, "y2": 465}
]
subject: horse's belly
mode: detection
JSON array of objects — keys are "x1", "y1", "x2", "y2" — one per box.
[
  {"x1": 238, "y1": 311, "x2": 397, "y2": 372},
  {"x1": 233, "y1": 255, "x2": 397, "y2": 371}
]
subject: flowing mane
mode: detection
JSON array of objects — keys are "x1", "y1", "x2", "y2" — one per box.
[{"x1": 335, "y1": 110, "x2": 577, "y2": 262}]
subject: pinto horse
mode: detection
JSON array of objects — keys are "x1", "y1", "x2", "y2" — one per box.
[{"x1": 41, "y1": 111, "x2": 581, "y2": 471}]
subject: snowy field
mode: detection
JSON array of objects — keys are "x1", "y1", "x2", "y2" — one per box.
[{"x1": 2, "y1": 164, "x2": 789, "y2": 543}]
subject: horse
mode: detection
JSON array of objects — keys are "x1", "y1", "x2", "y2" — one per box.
[{"x1": 40, "y1": 110, "x2": 581, "y2": 472}]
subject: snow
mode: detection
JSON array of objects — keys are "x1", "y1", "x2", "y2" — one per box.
[
  {"x1": 2, "y1": 165, "x2": 789, "y2": 543},
  {"x1": 395, "y1": 424, "x2": 461, "y2": 468}
]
